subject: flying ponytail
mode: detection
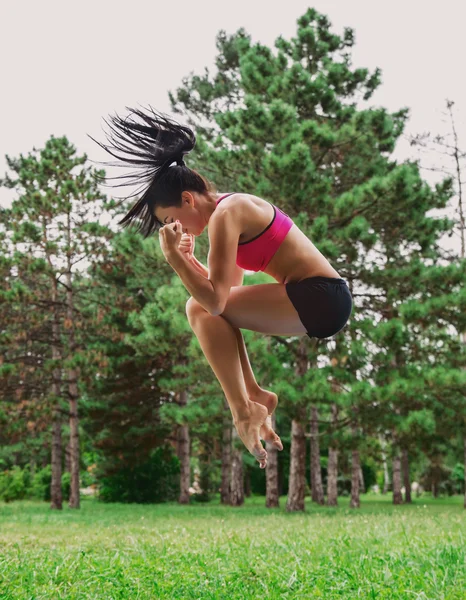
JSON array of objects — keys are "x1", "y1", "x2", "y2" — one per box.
[{"x1": 89, "y1": 105, "x2": 214, "y2": 237}]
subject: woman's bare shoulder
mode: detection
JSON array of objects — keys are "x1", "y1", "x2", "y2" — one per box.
[
  {"x1": 213, "y1": 193, "x2": 272, "y2": 241},
  {"x1": 215, "y1": 192, "x2": 265, "y2": 217}
]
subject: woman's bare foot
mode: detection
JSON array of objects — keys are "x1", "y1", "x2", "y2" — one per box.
[
  {"x1": 234, "y1": 400, "x2": 269, "y2": 469},
  {"x1": 250, "y1": 388, "x2": 278, "y2": 415},
  {"x1": 249, "y1": 389, "x2": 283, "y2": 451}
]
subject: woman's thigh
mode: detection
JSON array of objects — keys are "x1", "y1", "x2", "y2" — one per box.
[
  {"x1": 187, "y1": 277, "x2": 352, "y2": 339},
  {"x1": 187, "y1": 283, "x2": 308, "y2": 336}
]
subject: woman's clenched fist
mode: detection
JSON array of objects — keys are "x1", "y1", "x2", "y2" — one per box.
[{"x1": 178, "y1": 232, "x2": 195, "y2": 261}]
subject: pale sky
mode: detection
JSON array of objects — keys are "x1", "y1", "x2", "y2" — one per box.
[{"x1": 1, "y1": 0, "x2": 464, "y2": 255}]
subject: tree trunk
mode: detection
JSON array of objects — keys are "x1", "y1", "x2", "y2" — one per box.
[
  {"x1": 327, "y1": 448, "x2": 339, "y2": 506},
  {"x1": 221, "y1": 398, "x2": 232, "y2": 505},
  {"x1": 401, "y1": 448, "x2": 412, "y2": 504},
  {"x1": 265, "y1": 412, "x2": 279, "y2": 508},
  {"x1": 50, "y1": 412, "x2": 63, "y2": 509},
  {"x1": 350, "y1": 447, "x2": 360, "y2": 509},
  {"x1": 327, "y1": 404, "x2": 339, "y2": 507},
  {"x1": 199, "y1": 449, "x2": 211, "y2": 501},
  {"x1": 350, "y1": 423, "x2": 360, "y2": 508},
  {"x1": 176, "y1": 423, "x2": 190, "y2": 503},
  {"x1": 230, "y1": 427, "x2": 244, "y2": 506},
  {"x1": 65, "y1": 442, "x2": 71, "y2": 473},
  {"x1": 68, "y1": 385, "x2": 80, "y2": 508},
  {"x1": 392, "y1": 452, "x2": 403, "y2": 505},
  {"x1": 176, "y1": 390, "x2": 191, "y2": 504},
  {"x1": 310, "y1": 405, "x2": 324, "y2": 505},
  {"x1": 62, "y1": 266, "x2": 80, "y2": 508},
  {"x1": 287, "y1": 340, "x2": 308, "y2": 513},
  {"x1": 286, "y1": 417, "x2": 306, "y2": 512},
  {"x1": 380, "y1": 437, "x2": 390, "y2": 494},
  {"x1": 50, "y1": 304, "x2": 63, "y2": 510},
  {"x1": 65, "y1": 265, "x2": 80, "y2": 510}
]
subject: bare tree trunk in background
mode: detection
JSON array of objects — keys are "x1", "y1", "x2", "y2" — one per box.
[
  {"x1": 266, "y1": 412, "x2": 279, "y2": 508},
  {"x1": 401, "y1": 448, "x2": 412, "y2": 504},
  {"x1": 176, "y1": 390, "x2": 191, "y2": 504},
  {"x1": 327, "y1": 450, "x2": 339, "y2": 506},
  {"x1": 392, "y1": 451, "x2": 403, "y2": 505},
  {"x1": 65, "y1": 442, "x2": 71, "y2": 473},
  {"x1": 380, "y1": 437, "x2": 390, "y2": 494},
  {"x1": 230, "y1": 427, "x2": 244, "y2": 506},
  {"x1": 221, "y1": 398, "x2": 232, "y2": 505},
  {"x1": 350, "y1": 450, "x2": 360, "y2": 508},
  {"x1": 68, "y1": 377, "x2": 80, "y2": 508},
  {"x1": 286, "y1": 339, "x2": 308, "y2": 512},
  {"x1": 286, "y1": 417, "x2": 306, "y2": 512},
  {"x1": 350, "y1": 425, "x2": 360, "y2": 509},
  {"x1": 198, "y1": 447, "x2": 211, "y2": 501},
  {"x1": 51, "y1": 410, "x2": 63, "y2": 509},
  {"x1": 68, "y1": 388, "x2": 80, "y2": 508},
  {"x1": 50, "y1": 309, "x2": 63, "y2": 510},
  {"x1": 327, "y1": 403, "x2": 339, "y2": 507},
  {"x1": 310, "y1": 405, "x2": 324, "y2": 505},
  {"x1": 65, "y1": 252, "x2": 80, "y2": 509}
]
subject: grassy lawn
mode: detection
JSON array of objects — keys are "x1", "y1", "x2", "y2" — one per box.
[{"x1": 1, "y1": 494, "x2": 465, "y2": 599}]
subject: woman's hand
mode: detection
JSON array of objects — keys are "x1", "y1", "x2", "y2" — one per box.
[
  {"x1": 178, "y1": 232, "x2": 195, "y2": 261},
  {"x1": 159, "y1": 220, "x2": 183, "y2": 262}
]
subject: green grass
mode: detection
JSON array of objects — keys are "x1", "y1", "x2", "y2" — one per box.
[{"x1": 1, "y1": 494, "x2": 466, "y2": 599}]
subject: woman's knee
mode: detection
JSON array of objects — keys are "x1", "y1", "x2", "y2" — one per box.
[{"x1": 185, "y1": 296, "x2": 205, "y2": 320}]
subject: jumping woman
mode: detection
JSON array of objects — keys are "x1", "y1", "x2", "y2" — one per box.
[{"x1": 91, "y1": 106, "x2": 353, "y2": 469}]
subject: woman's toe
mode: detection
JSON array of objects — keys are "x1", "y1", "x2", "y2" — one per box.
[{"x1": 273, "y1": 436, "x2": 283, "y2": 451}]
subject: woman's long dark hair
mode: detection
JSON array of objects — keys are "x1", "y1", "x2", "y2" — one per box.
[{"x1": 89, "y1": 105, "x2": 215, "y2": 237}]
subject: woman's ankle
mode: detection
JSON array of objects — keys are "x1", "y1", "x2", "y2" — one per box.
[
  {"x1": 248, "y1": 386, "x2": 265, "y2": 400},
  {"x1": 233, "y1": 399, "x2": 253, "y2": 423}
]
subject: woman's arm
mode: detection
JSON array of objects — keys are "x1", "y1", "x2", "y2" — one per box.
[
  {"x1": 231, "y1": 264, "x2": 244, "y2": 286},
  {"x1": 189, "y1": 255, "x2": 209, "y2": 278},
  {"x1": 189, "y1": 256, "x2": 244, "y2": 286},
  {"x1": 167, "y1": 251, "x2": 218, "y2": 315}
]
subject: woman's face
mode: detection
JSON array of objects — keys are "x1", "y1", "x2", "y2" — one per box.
[{"x1": 155, "y1": 191, "x2": 208, "y2": 236}]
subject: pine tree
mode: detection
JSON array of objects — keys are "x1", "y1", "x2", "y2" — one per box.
[
  {"x1": 0, "y1": 136, "x2": 108, "y2": 508},
  {"x1": 409, "y1": 99, "x2": 466, "y2": 507},
  {"x1": 165, "y1": 8, "x2": 404, "y2": 508},
  {"x1": 168, "y1": 7, "x2": 466, "y2": 512}
]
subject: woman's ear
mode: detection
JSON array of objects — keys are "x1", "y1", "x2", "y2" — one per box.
[{"x1": 182, "y1": 190, "x2": 195, "y2": 207}]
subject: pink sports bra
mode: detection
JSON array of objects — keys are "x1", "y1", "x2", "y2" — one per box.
[{"x1": 216, "y1": 193, "x2": 294, "y2": 272}]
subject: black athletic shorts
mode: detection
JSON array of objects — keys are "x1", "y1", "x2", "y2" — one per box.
[{"x1": 285, "y1": 276, "x2": 353, "y2": 339}]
